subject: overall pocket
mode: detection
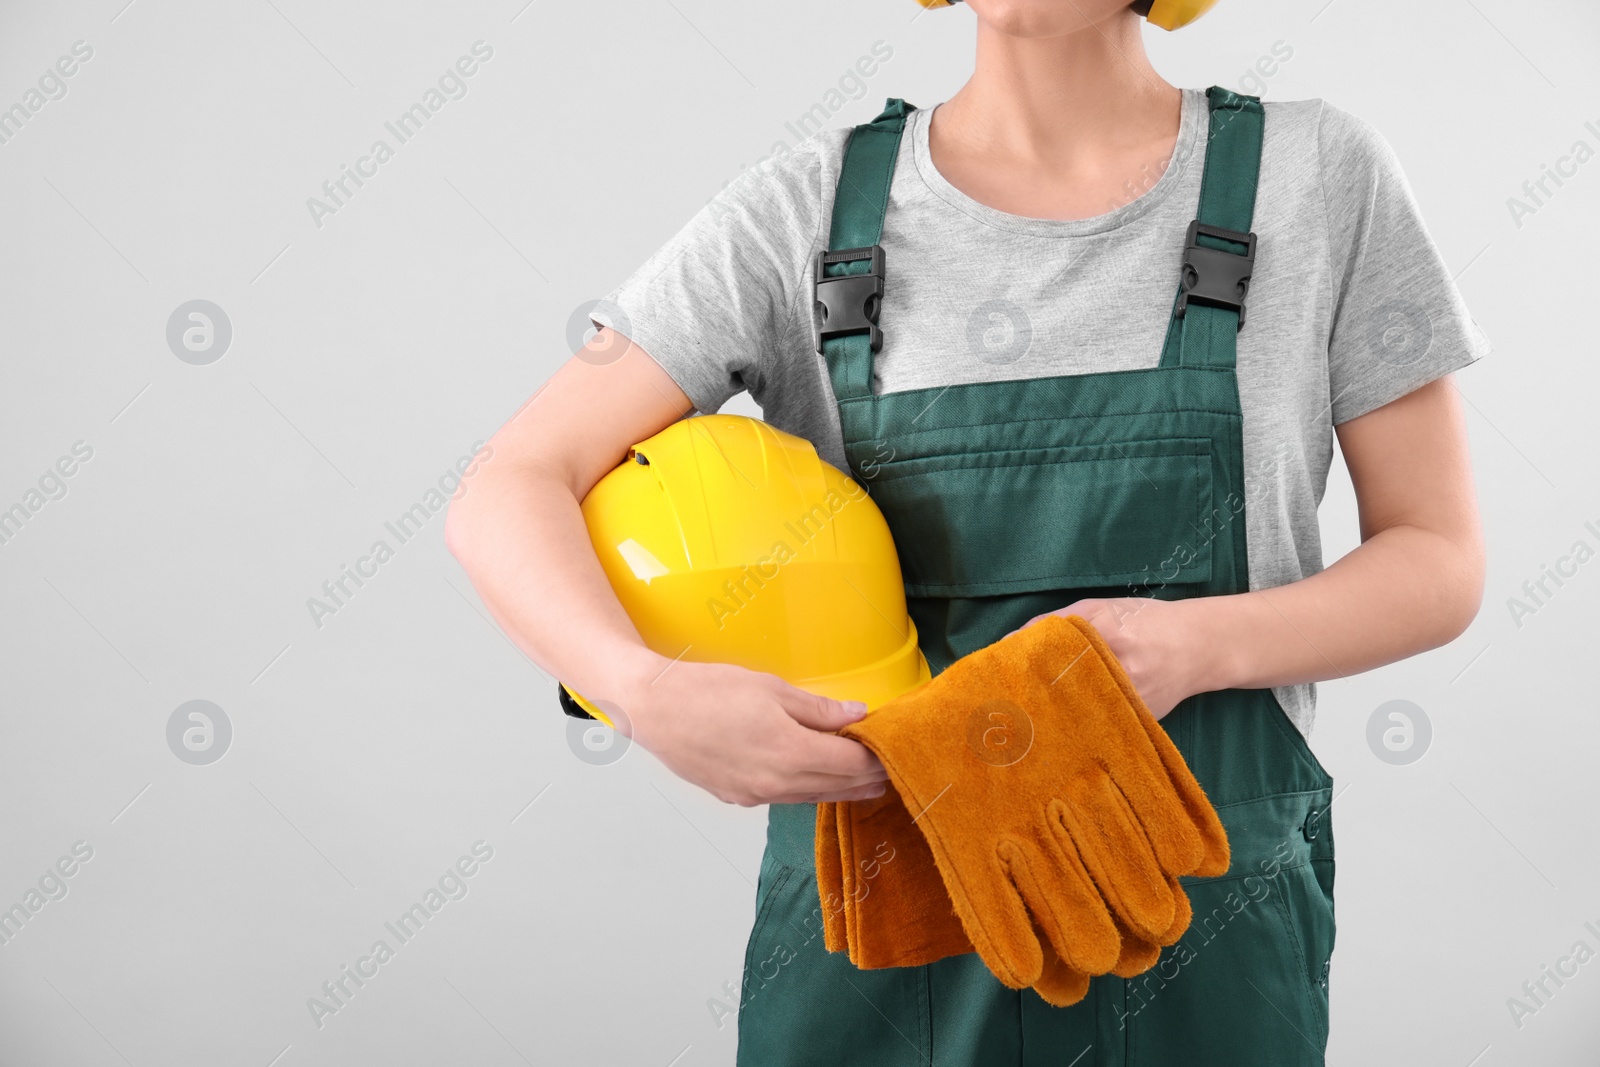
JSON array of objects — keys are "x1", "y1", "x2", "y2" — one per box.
[
  {"x1": 1270, "y1": 850, "x2": 1336, "y2": 1046},
  {"x1": 1127, "y1": 866, "x2": 1331, "y2": 1067},
  {"x1": 865, "y1": 437, "x2": 1216, "y2": 599}
]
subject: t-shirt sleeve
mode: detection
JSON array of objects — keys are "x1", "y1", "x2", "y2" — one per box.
[
  {"x1": 587, "y1": 141, "x2": 829, "y2": 415},
  {"x1": 1318, "y1": 102, "x2": 1492, "y2": 425}
]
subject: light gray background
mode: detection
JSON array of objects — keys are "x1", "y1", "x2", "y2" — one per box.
[{"x1": 0, "y1": 1, "x2": 1595, "y2": 1065}]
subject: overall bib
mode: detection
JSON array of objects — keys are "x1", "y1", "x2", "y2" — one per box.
[{"x1": 737, "y1": 89, "x2": 1337, "y2": 1067}]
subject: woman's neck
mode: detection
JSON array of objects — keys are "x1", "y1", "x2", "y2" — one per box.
[{"x1": 929, "y1": 12, "x2": 1183, "y2": 220}]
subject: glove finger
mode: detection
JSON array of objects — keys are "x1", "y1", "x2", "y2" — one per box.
[
  {"x1": 1064, "y1": 615, "x2": 1230, "y2": 877},
  {"x1": 841, "y1": 791, "x2": 910, "y2": 962},
  {"x1": 839, "y1": 799, "x2": 867, "y2": 960},
  {"x1": 1109, "y1": 910, "x2": 1163, "y2": 979},
  {"x1": 841, "y1": 787, "x2": 974, "y2": 971},
  {"x1": 1110, "y1": 877, "x2": 1193, "y2": 979},
  {"x1": 1135, "y1": 713, "x2": 1231, "y2": 878},
  {"x1": 1003, "y1": 824, "x2": 1120, "y2": 976},
  {"x1": 814, "y1": 802, "x2": 848, "y2": 954},
  {"x1": 1158, "y1": 875, "x2": 1193, "y2": 947},
  {"x1": 1101, "y1": 740, "x2": 1208, "y2": 878},
  {"x1": 1032, "y1": 935, "x2": 1092, "y2": 1007},
  {"x1": 1061, "y1": 771, "x2": 1176, "y2": 943},
  {"x1": 942, "y1": 839, "x2": 1044, "y2": 990}
]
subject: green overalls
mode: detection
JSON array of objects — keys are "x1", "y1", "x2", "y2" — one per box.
[{"x1": 736, "y1": 89, "x2": 1337, "y2": 1067}]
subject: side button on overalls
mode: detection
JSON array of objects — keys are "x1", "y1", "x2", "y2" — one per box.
[{"x1": 737, "y1": 88, "x2": 1337, "y2": 1067}]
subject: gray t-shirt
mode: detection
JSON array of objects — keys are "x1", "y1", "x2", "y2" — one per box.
[{"x1": 592, "y1": 88, "x2": 1490, "y2": 737}]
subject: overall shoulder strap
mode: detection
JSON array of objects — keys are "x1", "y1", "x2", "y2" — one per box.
[
  {"x1": 1159, "y1": 87, "x2": 1265, "y2": 369},
  {"x1": 817, "y1": 99, "x2": 915, "y2": 402}
]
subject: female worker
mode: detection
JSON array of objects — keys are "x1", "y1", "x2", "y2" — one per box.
[{"x1": 447, "y1": 1, "x2": 1487, "y2": 1062}]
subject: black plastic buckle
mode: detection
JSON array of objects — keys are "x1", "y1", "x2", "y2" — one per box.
[
  {"x1": 814, "y1": 245, "x2": 885, "y2": 354},
  {"x1": 1177, "y1": 220, "x2": 1256, "y2": 330}
]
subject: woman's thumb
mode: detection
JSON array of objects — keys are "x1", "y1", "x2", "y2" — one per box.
[{"x1": 785, "y1": 688, "x2": 869, "y2": 732}]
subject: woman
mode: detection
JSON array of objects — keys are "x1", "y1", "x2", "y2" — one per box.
[{"x1": 447, "y1": 1, "x2": 1487, "y2": 1062}]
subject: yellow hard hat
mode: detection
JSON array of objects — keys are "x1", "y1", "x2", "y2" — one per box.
[
  {"x1": 1131, "y1": 0, "x2": 1220, "y2": 30},
  {"x1": 917, "y1": 0, "x2": 1221, "y2": 31},
  {"x1": 562, "y1": 415, "x2": 930, "y2": 727}
]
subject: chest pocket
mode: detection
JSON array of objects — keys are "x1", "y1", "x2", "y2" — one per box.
[{"x1": 864, "y1": 437, "x2": 1216, "y2": 599}]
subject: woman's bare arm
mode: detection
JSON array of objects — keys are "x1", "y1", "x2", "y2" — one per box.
[
  {"x1": 1050, "y1": 376, "x2": 1486, "y2": 714},
  {"x1": 445, "y1": 330, "x2": 887, "y2": 805},
  {"x1": 1207, "y1": 375, "x2": 1485, "y2": 690}
]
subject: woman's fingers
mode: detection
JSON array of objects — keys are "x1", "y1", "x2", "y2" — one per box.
[
  {"x1": 736, "y1": 727, "x2": 891, "y2": 802},
  {"x1": 759, "y1": 755, "x2": 891, "y2": 802},
  {"x1": 700, "y1": 705, "x2": 890, "y2": 804},
  {"x1": 782, "y1": 782, "x2": 890, "y2": 805},
  {"x1": 634, "y1": 664, "x2": 892, "y2": 806},
  {"x1": 785, "y1": 727, "x2": 887, "y2": 778},
  {"x1": 778, "y1": 684, "x2": 870, "y2": 732}
]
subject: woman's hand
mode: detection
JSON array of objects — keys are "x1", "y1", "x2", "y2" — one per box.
[
  {"x1": 616, "y1": 658, "x2": 890, "y2": 807},
  {"x1": 1028, "y1": 597, "x2": 1217, "y2": 719}
]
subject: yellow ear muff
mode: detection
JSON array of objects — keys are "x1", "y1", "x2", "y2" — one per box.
[
  {"x1": 919, "y1": 0, "x2": 1220, "y2": 29},
  {"x1": 1132, "y1": 0, "x2": 1221, "y2": 30}
]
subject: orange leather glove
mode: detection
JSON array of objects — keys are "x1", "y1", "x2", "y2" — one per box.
[
  {"x1": 814, "y1": 792, "x2": 971, "y2": 968},
  {"x1": 835, "y1": 614, "x2": 1229, "y2": 1000},
  {"x1": 816, "y1": 782, "x2": 1193, "y2": 1005}
]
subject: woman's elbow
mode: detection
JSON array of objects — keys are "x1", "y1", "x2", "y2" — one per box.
[
  {"x1": 443, "y1": 463, "x2": 506, "y2": 568},
  {"x1": 1432, "y1": 534, "x2": 1487, "y2": 646},
  {"x1": 443, "y1": 501, "x2": 474, "y2": 565}
]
